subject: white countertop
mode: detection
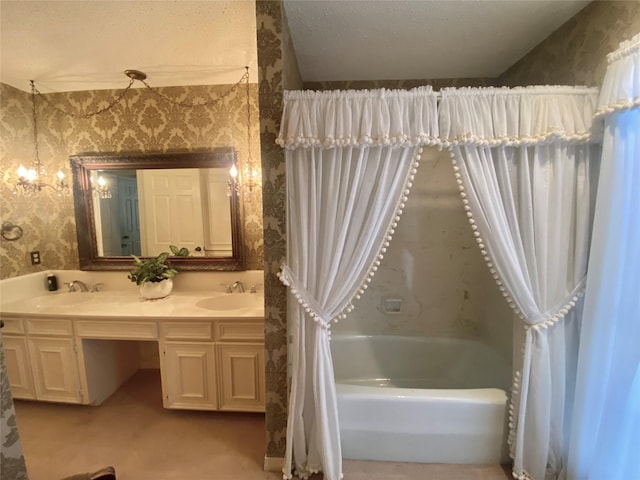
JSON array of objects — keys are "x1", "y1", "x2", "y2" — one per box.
[
  {"x1": 0, "y1": 270, "x2": 265, "y2": 321},
  {"x1": 0, "y1": 290, "x2": 264, "y2": 320}
]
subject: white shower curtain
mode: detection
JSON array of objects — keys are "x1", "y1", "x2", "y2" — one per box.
[
  {"x1": 566, "y1": 33, "x2": 640, "y2": 480},
  {"x1": 439, "y1": 87, "x2": 601, "y2": 480},
  {"x1": 276, "y1": 87, "x2": 440, "y2": 480}
]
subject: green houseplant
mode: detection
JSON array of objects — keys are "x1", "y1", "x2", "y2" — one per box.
[
  {"x1": 128, "y1": 252, "x2": 178, "y2": 286},
  {"x1": 128, "y1": 246, "x2": 189, "y2": 299}
]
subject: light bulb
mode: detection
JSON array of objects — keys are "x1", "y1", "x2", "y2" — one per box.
[
  {"x1": 17, "y1": 165, "x2": 27, "y2": 178},
  {"x1": 97, "y1": 176, "x2": 106, "y2": 187},
  {"x1": 229, "y1": 164, "x2": 238, "y2": 178},
  {"x1": 26, "y1": 168, "x2": 37, "y2": 182},
  {"x1": 56, "y1": 170, "x2": 65, "y2": 181}
]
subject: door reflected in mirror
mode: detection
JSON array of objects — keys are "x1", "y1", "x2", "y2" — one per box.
[
  {"x1": 71, "y1": 150, "x2": 244, "y2": 271},
  {"x1": 92, "y1": 168, "x2": 233, "y2": 258}
]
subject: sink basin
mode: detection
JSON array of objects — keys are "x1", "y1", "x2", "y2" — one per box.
[
  {"x1": 23, "y1": 293, "x2": 94, "y2": 309},
  {"x1": 196, "y1": 293, "x2": 263, "y2": 312}
]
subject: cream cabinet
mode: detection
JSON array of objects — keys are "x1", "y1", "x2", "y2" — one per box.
[
  {"x1": 3, "y1": 316, "x2": 84, "y2": 404},
  {"x1": 161, "y1": 342, "x2": 217, "y2": 410},
  {"x1": 2, "y1": 335, "x2": 36, "y2": 399},
  {"x1": 2, "y1": 313, "x2": 264, "y2": 412},
  {"x1": 28, "y1": 337, "x2": 83, "y2": 403},
  {"x1": 160, "y1": 319, "x2": 265, "y2": 412},
  {"x1": 215, "y1": 320, "x2": 265, "y2": 412},
  {"x1": 217, "y1": 343, "x2": 265, "y2": 411}
]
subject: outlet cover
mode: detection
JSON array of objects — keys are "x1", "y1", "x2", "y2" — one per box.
[{"x1": 30, "y1": 251, "x2": 41, "y2": 265}]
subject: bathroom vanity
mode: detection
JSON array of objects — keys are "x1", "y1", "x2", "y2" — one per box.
[{"x1": 0, "y1": 280, "x2": 265, "y2": 413}]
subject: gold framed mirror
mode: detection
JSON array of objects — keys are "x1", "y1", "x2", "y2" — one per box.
[{"x1": 71, "y1": 149, "x2": 245, "y2": 271}]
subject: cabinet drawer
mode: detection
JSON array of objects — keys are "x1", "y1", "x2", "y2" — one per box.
[
  {"x1": 1, "y1": 317, "x2": 24, "y2": 334},
  {"x1": 76, "y1": 320, "x2": 157, "y2": 340},
  {"x1": 215, "y1": 322, "x2": 263, "y2": 342},
  {"x1": 26, "y1": 318, "x2": 73, "y2": 336},
  {"x1": 162, "y1": 322, "x2": 212, "y2": 341}
]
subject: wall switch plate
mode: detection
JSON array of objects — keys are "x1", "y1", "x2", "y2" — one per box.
[{"x1": 30, "y1": 251, "x2": 41, "y2": 265}]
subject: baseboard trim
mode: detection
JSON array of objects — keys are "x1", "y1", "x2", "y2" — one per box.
[{"x1": 264, "y1": 456, "x2": 284, "y2": 472}]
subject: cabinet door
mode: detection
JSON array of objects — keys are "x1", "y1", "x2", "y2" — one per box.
[
  {"x1": 28, "y1": 337, "x2": 82, "y2": 403},
  {"x1": 3, "y1": 336, "x2": 36, "y2": 399},
  {"x1": 217, "y1": 343, "x2": 265, "y2": 412},
  {"x1": 162, "y1": 342, "x2": 217, "y2": 410}
]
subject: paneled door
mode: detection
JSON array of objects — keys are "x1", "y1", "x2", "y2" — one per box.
[{"x1": 138, "y1": 169, "x2": 205, "y2": 256}]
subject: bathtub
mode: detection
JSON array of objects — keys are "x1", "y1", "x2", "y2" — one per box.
[{"x1": 331, "y1": 335, "x2": 511, "y2": 464}]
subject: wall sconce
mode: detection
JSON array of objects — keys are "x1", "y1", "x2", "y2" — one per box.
[
  {"x1": 228, "y1": 160, "x2": 239, "y2": 196},
  {"x1": 13, "y1": 81, "x2": 68, "y2": 197},
  {"x1": 91, "y1": 174, "x2": 112, "y2": 199}
]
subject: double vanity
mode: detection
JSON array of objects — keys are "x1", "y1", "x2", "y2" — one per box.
[{"x1": 0, "y1": 271, "x2": 265, "y2": 413}]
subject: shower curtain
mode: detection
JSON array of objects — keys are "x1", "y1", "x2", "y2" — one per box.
[
  {"x1": 277, "y1": 83, "x2": 614, "y2": 480},
  {"x1": 439, "y1": 87, "x2": 601, "y2": 480},
  {"x1": 276, "y1": 87, "x2": 440, "y2": 480},
  {"x1": 566, "y1": 33, "x2": 640, "y2": 480}
]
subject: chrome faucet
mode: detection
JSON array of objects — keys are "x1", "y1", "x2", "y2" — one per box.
[
  {"x1": 232, "y1": 281, "x2": 245, "y2": 293},
  {"x1": 66, "y1": 280, "x2": 89, "y2": 292}
]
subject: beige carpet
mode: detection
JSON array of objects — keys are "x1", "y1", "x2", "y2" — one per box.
[{"x1": 15, "y1": 370, "x2": 511, "y2": 480}]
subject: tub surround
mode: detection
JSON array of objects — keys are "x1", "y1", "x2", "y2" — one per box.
[{"x1": 0, "y1": 270, "x2": 265, "y2": 413}]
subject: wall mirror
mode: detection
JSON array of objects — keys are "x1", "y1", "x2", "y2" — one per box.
[{"x1": 71, "y1": 149, "x2": 245, "y2": 271}]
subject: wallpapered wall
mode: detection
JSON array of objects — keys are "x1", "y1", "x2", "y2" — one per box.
[
  {"x1": 0, "y1": 81, "x2": 263, "y2": 280},
  {"x1": 256, "y1": 0, "x2": 303, "y2": 459},
  {"x1": 499, "y1": 1, "x2": 640, "y2": 87}
]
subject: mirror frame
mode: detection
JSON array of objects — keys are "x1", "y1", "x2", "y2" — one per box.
[{"x1": 70, "y1": 149, "x2": 245, "y2": 271}]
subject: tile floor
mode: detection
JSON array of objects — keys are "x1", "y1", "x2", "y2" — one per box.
[{"x1": 14, "y1": 370, "x2": 511, "y2": 480}]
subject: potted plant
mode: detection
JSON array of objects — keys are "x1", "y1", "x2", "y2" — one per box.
[{"x1": 128, "y1": 246, "x2": 189, "y2": 299}]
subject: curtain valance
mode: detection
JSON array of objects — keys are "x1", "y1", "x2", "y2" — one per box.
[
  {"x1": 596, "y1": 32, "x2": 640, "y2": 117},
  {"x1": 439, "y1": 86, "x2": 600, "y2": 146},
  {"x1": 277, "y1": 86, "x2": 602, "y2": 150},
  {"x1": 276, "y1": 86, "x2": 440, "y2": 149}
]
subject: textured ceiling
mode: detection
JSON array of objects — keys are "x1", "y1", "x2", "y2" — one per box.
[
  {"x1": 0, "y1": 0, "x2": 591, "y2": 93},
  {"x1": 283, "y1": 0, "x2": 592, "y2": 82},
  {"x1": 0, "y1": 0, "x2": 258, "y2": 93}
]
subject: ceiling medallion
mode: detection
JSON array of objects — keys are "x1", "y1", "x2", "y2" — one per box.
[{"x1": 124, "y1": 69, "x2": 147, "y2": 81}]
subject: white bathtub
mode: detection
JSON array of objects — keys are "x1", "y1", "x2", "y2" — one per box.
[{"x1": 331, "y1": 335, "x2": 511, "y2": 464}]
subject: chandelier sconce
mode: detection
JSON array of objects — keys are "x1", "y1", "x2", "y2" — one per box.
[
  {"x1": 227, "y1": 158, "x2": 239, "y2": 197},
  {"x1": 91, "y1": 173, "x2": 112, "y2": 199},
  {"x1": 227, "y1": 66, "x2": 261, "y2": 197},
  {"x1": 13, "y1": 81, "x2": 68, "y2": 197},
  {"x1": 242, "y1": 159, "x2": 261, "y2": 193}
]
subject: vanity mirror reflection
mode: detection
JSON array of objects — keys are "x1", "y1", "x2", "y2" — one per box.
[{"x1": 71, "y1": 149, "x2": 244, "y2": 271}]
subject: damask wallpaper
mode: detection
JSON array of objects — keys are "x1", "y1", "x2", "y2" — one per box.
[
  {"x1": 256, "y1": 0, "x2": 303, "y2": 461},
  {"x1": 499, "y1": 1, "x2": 640, "y2": 87},
  {"x1": 0, "y1": 80, "x2": 263, "y2": 280}
]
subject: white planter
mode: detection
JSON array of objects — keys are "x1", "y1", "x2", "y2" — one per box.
[{"x1": 139, "y1": 278, "x2": 173, "y2": 300}]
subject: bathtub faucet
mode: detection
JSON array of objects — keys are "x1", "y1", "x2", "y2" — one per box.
[{"x1": 232, "y1": 281, "x2": 245, "y2": 293}]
